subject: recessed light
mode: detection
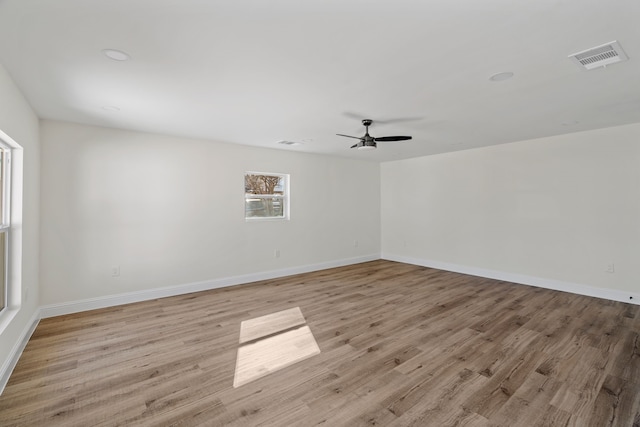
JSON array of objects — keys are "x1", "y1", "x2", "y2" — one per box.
[
  {"x1": 277, "y1": 140, "x2": 301, "y2": 146},
  {"x1": 102, "y1": 105, "x2": 120, "y2": 112},
  {"x1": 102, "y1": 49, "x2": 130, "y2": 61},
  {"x1": 489, "y1": 71, "x2": 514, "y2": 82}
]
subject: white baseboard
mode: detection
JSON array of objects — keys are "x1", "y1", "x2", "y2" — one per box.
[
  {"x1": 40, "y1": 254, "x2": 380, "y2": 318},
  {"x1": 0, "y1": 309, "x2": 40, "y2": 395},
  {"x1": 382, "y1": 253, "x2": 640, "y2": 306}
]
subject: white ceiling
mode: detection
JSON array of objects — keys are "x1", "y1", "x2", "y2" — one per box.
[{"x1": 1, "y1": 0, "x2": 639, "y2": 162}]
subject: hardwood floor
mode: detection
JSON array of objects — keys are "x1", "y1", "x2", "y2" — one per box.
[{"x1": 1, "y1": 260, "x2": 639, "y2": 426}]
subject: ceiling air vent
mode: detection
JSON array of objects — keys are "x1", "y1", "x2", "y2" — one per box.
[{"x1": 569, "y1": 41, "x2": 628, "y2": 70}]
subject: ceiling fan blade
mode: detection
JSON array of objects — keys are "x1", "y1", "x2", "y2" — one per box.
[
  {"x1": 336, "y1": 133, "x2": 363, "y2": 140},
  {"x1": 350, "y1": 143, "x2": 359, "y2": 149},
  {"x1": 374, "y1": 136, "x2": 412, "y2": 142},
  {"x1": 343, "y1": 111, "x2": 367, "y2": 121},
  {"x1": 343, "y1": 112, "x2": 424, "y2": 125},
  {"x1": 374, "y1": 117, "x2": 423, "y2": 125}
]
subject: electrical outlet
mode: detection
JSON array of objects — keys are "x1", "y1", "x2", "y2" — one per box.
[
  {"x1": 275, "y1": 249, "x2": 280, "y2": 258},
  {"x1": 606, "y1": 263, "x2": 615, "y2": 273},
  {"x1": 111, "y1": 266, "x2": 120, "y2": 277},
  {"x1": 354, "y1": 240, "x2": 359, "y2": 248}
]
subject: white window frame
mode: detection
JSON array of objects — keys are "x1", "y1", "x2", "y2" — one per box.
[
  {"x1": 244, "y1": 171, "x2": 290, "y2": 221},
  {"x1": 0, "y1": 129, "x2": 22, "y2": 333}
]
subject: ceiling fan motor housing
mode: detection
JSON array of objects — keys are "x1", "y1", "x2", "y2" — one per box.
[{"x1": 358, "y1": 141, "x2": 376, "y2": 150}]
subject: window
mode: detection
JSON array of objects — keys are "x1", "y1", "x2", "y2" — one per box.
[
  {"x1": 0, "y1": 143, "x2": 10, "y2": 313},
  {"x1": 245, "y1": 172, "x2": 289, "y2": 220},
  {"x1": 0, "y1": 130, "x2": 22, "y2": 331}
]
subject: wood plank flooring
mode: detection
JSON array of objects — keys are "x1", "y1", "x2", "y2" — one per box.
[{"x1": 1, "y1": 260, "x2": 639, "y2": 426}]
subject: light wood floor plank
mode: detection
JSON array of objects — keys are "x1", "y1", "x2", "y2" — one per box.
[{"x1": 1, "y1": 260, "x2": 639, "y2": 426}]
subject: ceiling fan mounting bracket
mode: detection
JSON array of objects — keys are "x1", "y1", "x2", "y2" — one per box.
[{"x1": 362, "y1": 119, "x2": 372, "y2": 127}]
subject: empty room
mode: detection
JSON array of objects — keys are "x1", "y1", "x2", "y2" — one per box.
[{"x1": 0, "y1": 1, "x2": 639, "y2": 426}]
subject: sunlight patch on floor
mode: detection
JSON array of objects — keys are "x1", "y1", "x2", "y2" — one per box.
[
  {"x1": 233, "y1": 307, "x2": 320, "y2": 388},
  {"x1": 239, "y1": 306, "x2": 307, "y2": 344}
]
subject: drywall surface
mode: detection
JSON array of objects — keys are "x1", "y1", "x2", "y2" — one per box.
[
  {"x1": 0, "y1": 63, "x2": 40, "y2": 379},
  {"x1": 40, "y1": 121, "x2": 380, "y2": 305},
  {"x1": 381, "y1": 123, "x2": 640, "y2": 296}
]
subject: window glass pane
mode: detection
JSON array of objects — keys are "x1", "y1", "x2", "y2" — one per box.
[
  {"x1": 245, "y1": 197, "x2": 284, "y2": 218},
  {"x1": 245, "y1": 174, "x2": 283, "y2": 196},
  {"x1": 0, "y1": 150, "x2": 3, "y2": 225},
  {"x1": 0, "y1": 232, "x2": 5, "y2": 310},
  {"x1": 0, "y1": 143, "x2": 9, "y2": 315}
]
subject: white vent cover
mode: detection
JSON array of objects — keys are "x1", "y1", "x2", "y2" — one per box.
[{"x1": 569, "y1": 41, "x2": 628, "y2": 70}]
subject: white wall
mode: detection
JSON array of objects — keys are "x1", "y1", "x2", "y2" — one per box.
[
  {"x1": 0, "y1": 64, "x2": 40, "y2": 384},
  {"x1": 40, "y1": 121, "x2": 380, "y2": 307},
  {"x1": 382, "y1": 123, "x2": 640, "y2": 302}
]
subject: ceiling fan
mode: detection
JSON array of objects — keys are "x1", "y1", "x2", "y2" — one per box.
[{"x1": 337, "y1": 119, "x2": 412, "y2": 150}]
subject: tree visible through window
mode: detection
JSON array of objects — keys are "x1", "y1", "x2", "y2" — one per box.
[{"x1": 245, "y1": 172, "x2": 289, "y2": 219}]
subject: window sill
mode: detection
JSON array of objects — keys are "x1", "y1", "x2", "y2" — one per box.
[{"x1": 245, "y1": 217, "x2": 290, "y2": 222}]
